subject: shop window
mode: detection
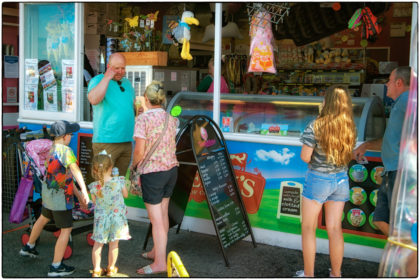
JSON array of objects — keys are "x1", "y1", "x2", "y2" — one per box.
[{"x1": 22, "y1": 3, "x2": 76, "y2": 117}]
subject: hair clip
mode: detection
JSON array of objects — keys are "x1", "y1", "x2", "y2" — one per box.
[{"x1": 155, "y1": 84, "x2": 163, "y2": 91}]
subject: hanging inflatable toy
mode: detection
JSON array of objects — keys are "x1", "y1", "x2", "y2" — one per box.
[
  {"x1": 248, "y1": 10, "x2": 276, "y2": 74},
  {"x1": 170, "y1": 11, "x2": 199, "y2": 60}
]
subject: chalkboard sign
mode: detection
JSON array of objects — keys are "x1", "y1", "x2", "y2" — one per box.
[
  {"x1": 197, "y1": 149, "x2": 249, "y2": 248},
  {"x1": 190, "y1": 115, "x2": 256, "y2": 266},
  {"x1": 277, "y1": 181, "x2": 303, "y2": 220},
  {"x1": 77, "y1": 133, "x2": 93, "y2": 185}
]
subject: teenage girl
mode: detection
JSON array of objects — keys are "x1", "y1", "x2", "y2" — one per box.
[
  {"x1": 89, "y1": 153, "x2": 131, "y2": 277},
  {"x1": 297, "y1": 85, "x2": 356, "y2": 277}
]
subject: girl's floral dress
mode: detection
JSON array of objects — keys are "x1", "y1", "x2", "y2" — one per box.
[{"x1": 88, "y1": 176, "x2": 131, "y2": 243}]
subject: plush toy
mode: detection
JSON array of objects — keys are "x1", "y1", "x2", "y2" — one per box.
[
  {"x1": 334, "y1": 48, "x2": 342, "y2": 63},
  {"x1": 327, "y1": 50, "x2": 335, "y2": 64},
  {"x1": 170, "y1": 11, "x2": 199, "y2": 60},
  {"x1": 317, "y1": 50, "x2": 330, "y2": 64},
  {"x1": 341, "y1": 48, "x2": 351, "y2": 63},
  {"x1": 307, "y1": 46, "x2": 314, "y2": 63}
]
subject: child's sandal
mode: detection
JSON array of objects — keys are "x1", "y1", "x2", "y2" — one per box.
[
  {"x1": 91, "y1": 268, "x2": 105, "y2": 277},
  {"x1": 106, "y1": 266, "x2": 118, "y2": 277}
]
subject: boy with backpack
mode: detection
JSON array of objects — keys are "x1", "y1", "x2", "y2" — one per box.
[{"x1": 19, "y1": 120, "x2": 90, "y2": 277}]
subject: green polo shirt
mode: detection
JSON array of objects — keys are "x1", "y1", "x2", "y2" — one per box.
[{"x1": 88, "y1": 74, "x2": 135, "y2": 143}]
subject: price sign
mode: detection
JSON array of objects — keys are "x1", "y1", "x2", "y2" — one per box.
[
  {"x1": 277, "y1": 181, "x2": 302, "y2": 220},
  {"x1": 77, "y1": 133, "x2": 94, "y2": 184}
]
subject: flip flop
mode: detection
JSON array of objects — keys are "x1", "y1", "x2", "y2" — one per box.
[
  {"x1": 136, "y1": 265, "x2": 166, "y2": 275},
  {"x1": 141, "y1": 252, "x2": 153, "y2": 261}
]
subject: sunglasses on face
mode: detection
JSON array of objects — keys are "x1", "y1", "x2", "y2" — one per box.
[{"x1": 117, "y1": 80, "x2": 125, "y2": 92}]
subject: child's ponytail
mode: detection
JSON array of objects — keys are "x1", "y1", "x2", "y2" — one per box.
[{"x1": 91, "y1": 154, "x2": 114, "y2": 188}]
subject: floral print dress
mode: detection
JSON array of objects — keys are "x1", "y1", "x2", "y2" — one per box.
[{"x1": 88, "y1": 176, "x2": 131, "y2": 243}]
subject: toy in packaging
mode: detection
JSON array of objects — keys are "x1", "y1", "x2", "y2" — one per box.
[{"x1": 248, "y1": 11, "x2": 276, "y2": 74}]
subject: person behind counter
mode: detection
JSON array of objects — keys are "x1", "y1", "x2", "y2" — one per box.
[
  {"x1": 87, "y1": 53, "x2": 136, "y2": 177},
  {"x1": 353, "y1": 66, "x2": 411, "y2": 236},
  {"x1": 297, "y1": 86, "x2": 356, "y2": 277},
  {"x1": 131, "y1": 81, "x2": 179, "y2": 275},
  {"x1": 197, "y1": 57, "x2": 230, "y2": 93}
]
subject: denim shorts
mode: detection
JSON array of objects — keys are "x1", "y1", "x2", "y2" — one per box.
[{"x1": 302, "y1": 169, "x2": 350, "y2": 204}]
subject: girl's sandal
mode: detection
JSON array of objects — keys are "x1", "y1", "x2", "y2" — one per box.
[
  {"x1": 91, "y1": 268, "x2": 105, "y2": 277},
  {"x1": 106, "y1": 266, "x2": 118, "y2": 277}
]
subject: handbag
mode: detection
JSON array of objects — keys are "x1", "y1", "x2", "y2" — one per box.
[
  {"x1": 9, "y1": 165, "x2": 33, "y2": 224},
  {"x1": 130, "y1": 112, "x2": 170, "y2": 196}
]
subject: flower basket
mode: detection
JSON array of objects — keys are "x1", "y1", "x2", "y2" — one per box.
[{"x1": 120, "y1": 51, "x2": 168, "y2": 66}]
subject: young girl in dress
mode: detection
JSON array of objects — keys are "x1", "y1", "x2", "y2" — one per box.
[
  {"x1": 89, "y1": 153, "x2": 131, "y2": 277},
  {"x1": 297, "y1": 85, "x2": 356, "y2": 277}
]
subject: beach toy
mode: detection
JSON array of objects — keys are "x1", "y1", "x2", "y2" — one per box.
[{"x1": 348, "y1": 8, "x2": 362, "y2": 30}]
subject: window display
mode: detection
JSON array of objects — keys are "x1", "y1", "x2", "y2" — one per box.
[{"x1": 22, "y1": 3, "x2": 76, "y2": 114}]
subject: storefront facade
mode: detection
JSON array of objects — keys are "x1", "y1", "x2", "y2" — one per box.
[{"x1": 17, "y1": 2, "x2": 417, "y2": 262}]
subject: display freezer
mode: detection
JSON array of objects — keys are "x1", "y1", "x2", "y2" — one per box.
[{"x1": 164, "y1": 92, "x2": 387, "y2": 261}]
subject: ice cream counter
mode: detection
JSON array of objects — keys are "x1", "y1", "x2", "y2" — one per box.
[{"x1": 163, "y1": 92, "x2": 388, "y2": 261}]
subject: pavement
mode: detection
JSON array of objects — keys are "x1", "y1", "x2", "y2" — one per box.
[{"x1": 2, "y1": 212, "x2": 380, "y2": 278}]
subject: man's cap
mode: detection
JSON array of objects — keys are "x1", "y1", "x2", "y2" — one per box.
[{"x1": 50, "y1": 120, "x2": 80, "y2": 137}]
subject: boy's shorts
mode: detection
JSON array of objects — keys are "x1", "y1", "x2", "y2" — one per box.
[
  {"x1": 302, "y1": 169, "x2": 350, "y2": 204},
  {"x1": 141, "y1": 166, "x2": 178, "y2": 205},
  {"x1": 41, "y1": 207, "x2": 73, "y2": 228}
]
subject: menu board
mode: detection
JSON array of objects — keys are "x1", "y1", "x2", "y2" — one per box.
[
  {"x1": 197, "y1": 149, "x2": 250, "y2": 248},
  {"x1": 156, "y1": 115, "x2": 255, "y2": 266},
  {"x1": 77, "y1": 133, "x2": 94, "y2": 185}
]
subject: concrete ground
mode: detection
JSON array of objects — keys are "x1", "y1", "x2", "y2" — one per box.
[{"x1": 2, "y1": 213, "x2": 380, "y2": 278}]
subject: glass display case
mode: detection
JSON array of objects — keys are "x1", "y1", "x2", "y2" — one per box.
[{"x1": 167, "y1": 92, "x2": 386, "y2": 142}]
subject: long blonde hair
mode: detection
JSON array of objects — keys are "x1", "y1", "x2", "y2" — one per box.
[
  {"x1": 314, "y1": 85, "x2": 356, "y2": 166},
  {"x1": 91, "y1": 154, "x2": 113, "y2": 188}
]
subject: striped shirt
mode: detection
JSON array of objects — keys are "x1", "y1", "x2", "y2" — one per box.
[{"x1": 300, "y1": 120, "x2": 347, "y2": 173}]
